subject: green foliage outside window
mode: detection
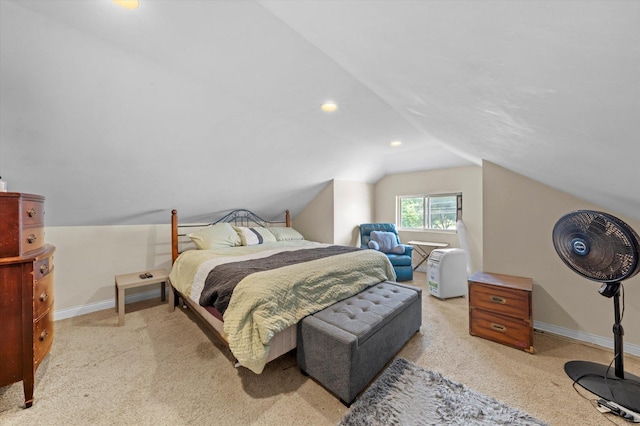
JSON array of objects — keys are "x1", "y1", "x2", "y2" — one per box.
[
  {"x1": 429, "y1": 196, "x2": 457, "y2": 230},
  {"x1": 399, "y1": 194, "x2": 460, "y2": 230},
  {"x1": 400, "y1": 197, "x2": 423, "y2": 228}
]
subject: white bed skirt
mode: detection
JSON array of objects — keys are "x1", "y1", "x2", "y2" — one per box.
[{"x1": 180, "y1": 294, "x2": 298, "y2": 365}]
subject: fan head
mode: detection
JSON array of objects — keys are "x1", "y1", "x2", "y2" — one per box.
[{"x1": 552, "y1": 210, "x2": 640, "y2": 283}]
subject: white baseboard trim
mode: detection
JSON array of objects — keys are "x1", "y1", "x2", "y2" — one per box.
[
  {"x1": 54, "y1": 288, "x2": 166, "y2": 321},
  {"x1": 54, "y1": 291, "x2": 640, "y2": 358},
  {"x1": 415, "y1": 264, "x2": 428, "y2": 273},
  {"x1": 534, "y1": 320, "x2": 640, "y2": 357}
]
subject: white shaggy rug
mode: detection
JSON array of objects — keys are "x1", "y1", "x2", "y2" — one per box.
[{"x1": 338, "y1": 358, "x2": 547, "y2": 426}]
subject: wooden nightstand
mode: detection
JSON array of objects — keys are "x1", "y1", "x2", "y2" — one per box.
[
  {"x1": 115, "y1": 268, "x2": 170, "y2": 326},
  {"x1": 468, "y1": 271, "x2": 534, "y2": 353}
]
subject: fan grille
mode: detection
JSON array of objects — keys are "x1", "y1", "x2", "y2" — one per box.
[{"x1": 552, "y1": 210, "x2": 640, "y2": 283}]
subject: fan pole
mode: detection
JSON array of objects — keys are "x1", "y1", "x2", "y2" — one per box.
[{"x1": 612, "y1": 283, "x2": 625, "y2": 379}]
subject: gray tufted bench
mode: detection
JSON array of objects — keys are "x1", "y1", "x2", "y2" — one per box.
[{"x1": 296, "y1": 281, "x2": 422, "y2": 405}]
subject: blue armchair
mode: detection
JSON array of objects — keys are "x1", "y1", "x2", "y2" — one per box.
[{"x1": 359, "y1": 223, "x2": 414, "y2": 281}]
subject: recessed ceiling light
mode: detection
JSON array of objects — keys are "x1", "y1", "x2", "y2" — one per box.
[
  {"x1": 390, "y1": 140, "x2": 402, "y2": 147},
  {"x1": 321, "y1": 102, "x2": 338, "y2": 112},
  {"x1": 113, "y1": 0, "x2": 139, "y2": 9}
]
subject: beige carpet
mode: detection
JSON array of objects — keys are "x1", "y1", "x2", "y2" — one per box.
[{"x1": 1, "y1": 273, "x2": 638, "y2": 425}]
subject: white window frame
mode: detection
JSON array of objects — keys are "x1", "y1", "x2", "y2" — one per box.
[{"x1": 396, "y1": 192, "x2": 462, "y2": 232}]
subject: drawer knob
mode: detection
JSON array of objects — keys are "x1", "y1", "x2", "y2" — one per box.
[
  {"x1": 491, "y1": 323, "x2": 507, "y2": 333},
  {"x1": 28, "y1": 208, "x2": 37, "y2": 217},
  {"x1": 39, "y1": 329, "x2": 49, "y2": 341},
  {"x1": 27, "y1": 234, "x2": 37, "y2": 244},
  {"x1": 40, "y1": 292, "x2": 48, "y2": 302},
  {"x1": 40, "y1": 263, "x2": 49, "y2": 274},
  {"x1": 490, "y1": 295, "x2": 506, "y2": 304}
]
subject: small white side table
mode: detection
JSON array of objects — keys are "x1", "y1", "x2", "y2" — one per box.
[
  {"x1": 407, "y1": 241, "x2": 450, "y2": 270},
  {"x1": 115, "y1": 268, "x2": 170, "y2": 326}
]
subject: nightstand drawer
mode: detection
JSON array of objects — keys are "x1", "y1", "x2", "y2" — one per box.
[
  {"x1": 34, "y1": 309, "x2": 54, "y2": 366},
  {"x1": 469, "y1": 282, "x2": 530, "y2": 320},
  {"x1": 470, "y1": 308, "x2": 533, "y2": 352},
  {"x1": 34, "y1": 273, "x2": 54, "y2": 319},
  {"x1": 34, "y1": 254, "x2": 53, "y2": 280}
]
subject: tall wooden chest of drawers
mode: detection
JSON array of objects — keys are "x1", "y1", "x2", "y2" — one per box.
[
  {"x1": 468, "y1": 271, "x2": 533, "y2": 353},
  {"x1": 0, "y1": 192, "x2": 55, "y2": 408}
]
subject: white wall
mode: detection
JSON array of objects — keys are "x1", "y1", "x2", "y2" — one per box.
[
  {"x1": 482, "y1": 161, "x2": 640, "y2": 353},
  {"x1": 47, "y1": 178, "x2": 371, "y2": 320},
  {"x1": 294, "y1": 181, "x2": 334, "y2": 244},
  {"x1": 45, "y1": 163, "x2": 640, "y2": 356},
  {"x1": 294, "y1": 179, "x2": 374, "y2": 246},
  {"x1": 46, "y1": 224, "x2": 172, "y2": 319},
  {"x1": 333, "y1": 180, "x2": 374, "y2": 246}
]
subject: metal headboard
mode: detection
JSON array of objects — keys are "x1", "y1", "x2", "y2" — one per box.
[
  {"x1": 171, "y1": 209, "x2": 291, "y2": 263},
  {"x1": 211, "y1": 209, "x2": 270, "y2": 227}
]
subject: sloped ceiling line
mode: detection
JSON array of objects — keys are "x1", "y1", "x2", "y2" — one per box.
[{"x1": 1, "y1": 1, "x2": 638, "y2": 224}]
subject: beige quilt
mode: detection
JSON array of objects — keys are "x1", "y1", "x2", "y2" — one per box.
[{"x1": 169, "y1": 242, "x2": 396, "y2": 373}]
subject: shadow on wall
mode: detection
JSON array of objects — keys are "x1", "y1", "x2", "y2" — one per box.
[
  {"x1": 74, "y1": 209, "x2": 169, "y2": 227},
  {"x1": 531, "y1": 282, "x2": 579, "y2": 345},
  {"x1": 351, "y1": 226, "x2": 361, "y2": 247},
  {"x1": 145, "y1": 224, "x2": 172, "y2": 269}
]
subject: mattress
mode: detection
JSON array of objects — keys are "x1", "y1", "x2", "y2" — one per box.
[{"x1": 169, "y1": 240, "x2": 396, "y2": 373}]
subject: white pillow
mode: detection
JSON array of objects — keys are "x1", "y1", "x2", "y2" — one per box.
[
  {"x1": 234, "y1": 226, "x2": 277, "y2": 246},
  {"x1": 268, "y1": 227, "x2": 304, "y2": 241},
  {"x1": 370, "y1": 231, "x2": 405, "y2": 254},
  {"x1": 188, "y1": 223, "x2": 241, "y2": 249}
]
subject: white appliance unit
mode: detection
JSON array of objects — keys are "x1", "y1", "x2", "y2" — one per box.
[{"x1": 427, "y1": 248, "x2": 468, "y2": 299}]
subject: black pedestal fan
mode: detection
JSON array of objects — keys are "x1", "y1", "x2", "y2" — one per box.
[{"x1": 553, "y1": 210, "x2": 640, "y2": 413}]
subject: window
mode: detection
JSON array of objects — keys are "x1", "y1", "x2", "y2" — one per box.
[{"x1": 397, "y1": 193, "x2": 462, "y2": 231}]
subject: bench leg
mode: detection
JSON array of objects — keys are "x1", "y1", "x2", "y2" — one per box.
[
  {"x1": 118, "y1": 287, "x2": 125, "y2": 326},
  {"x1": 339, "y1": 399, "x2": 351, "y2": 408}
]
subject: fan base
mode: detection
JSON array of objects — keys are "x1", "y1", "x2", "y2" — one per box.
[{"x1": 565, "y1": 360, "x2": 640, "y2": 413}]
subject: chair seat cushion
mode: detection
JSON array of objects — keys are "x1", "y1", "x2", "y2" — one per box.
[{"x1": 386, "y1": 253, "x2": 412, "y2": 267}]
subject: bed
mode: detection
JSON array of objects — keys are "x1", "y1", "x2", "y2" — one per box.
[{"x1": 169, "y1": 209, "x2": 396, "y2": 374}]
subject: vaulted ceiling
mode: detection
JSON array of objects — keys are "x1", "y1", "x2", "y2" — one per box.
[{"x1": 1, "y1": 0, "x2": 638, "y2": 226}]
